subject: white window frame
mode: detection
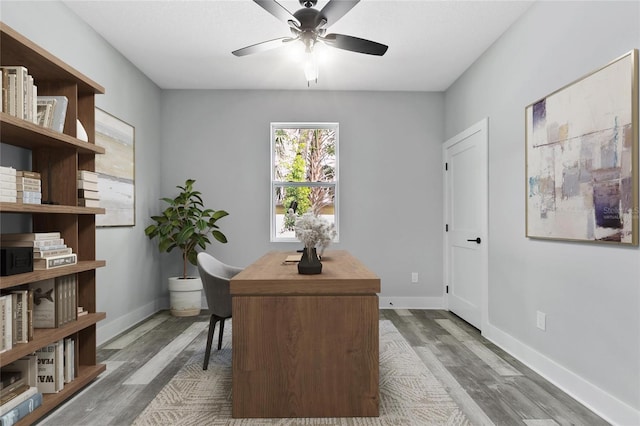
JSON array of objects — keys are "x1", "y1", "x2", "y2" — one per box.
[{"x1": 270, "y1": 122, "x2": 339, "y2": 243}]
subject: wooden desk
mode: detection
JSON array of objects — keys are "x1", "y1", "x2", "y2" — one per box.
[{"x1": 230, "y1": 250, "x2": 380, "y2": 418}]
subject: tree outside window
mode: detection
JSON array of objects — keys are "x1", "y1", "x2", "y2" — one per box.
[{"x1": 271, "y1": 123, "x2": 338, "y2": 242}]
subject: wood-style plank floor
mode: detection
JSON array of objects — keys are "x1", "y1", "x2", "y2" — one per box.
[{"x1": 36, "y1": 309, "x2": 608, "y2": 425}]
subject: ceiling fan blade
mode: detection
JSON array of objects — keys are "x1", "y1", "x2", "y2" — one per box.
[
  {"x1": 232, "y1": 37, "x2": 295, "y2": 57},
  {"x1": 254, "y1": 0, "x2": 300, "y2": 26},
  {"x1": 319, "y1": 0, "x2": 359, "y2": 26},
  {"x1": 322, "y1": 33, "x2": 388, "y2": 56}
]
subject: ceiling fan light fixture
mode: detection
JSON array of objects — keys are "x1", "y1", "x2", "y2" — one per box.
[{"x1": 303, "y1": 50, "x2": 319, "y2": 84}]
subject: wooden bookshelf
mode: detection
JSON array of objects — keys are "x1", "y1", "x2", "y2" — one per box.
[{"x1": 0, "y1": 22, "x2": 106, "y2": 424}]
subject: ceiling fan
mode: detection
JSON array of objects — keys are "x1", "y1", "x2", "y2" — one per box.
[{"x1": 232, "y1": 0, "x2": 388, "y2": 82}]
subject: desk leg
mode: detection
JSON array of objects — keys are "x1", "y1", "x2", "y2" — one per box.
[{"x1": 232, "y1": 295, "x2": 379, "y2": 418}]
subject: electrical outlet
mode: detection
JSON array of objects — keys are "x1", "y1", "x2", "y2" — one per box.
[
  {"x1": 536, "y1": 311, "x2": 546, "y2": 331},
  {"x1": 411, "y1": 272, "x2": 418, "y2": 283}
]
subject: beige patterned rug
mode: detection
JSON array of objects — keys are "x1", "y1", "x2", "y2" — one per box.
[{"x1": 133, "y1": 320, "x2": 470, "y2": 426}]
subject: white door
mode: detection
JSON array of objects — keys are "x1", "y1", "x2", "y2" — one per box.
[{"x1": 443, "y1": 118, "x2": 488, "y2": 330}]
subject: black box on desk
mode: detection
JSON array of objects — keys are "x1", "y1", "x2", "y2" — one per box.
[{"x1": 1, "y1": 247, "x2": 33, "y2": 276}]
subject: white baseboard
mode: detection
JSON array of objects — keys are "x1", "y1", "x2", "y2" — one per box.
[
  {"x1": 483, "y1": 322, "x2": 640, "y2": 426},
  {"x1": 97, "y1": 297, "x2": 167, "y2": 346},
  {"x1": 379, "y1": 296, "x2": 444, "y2": 309}
]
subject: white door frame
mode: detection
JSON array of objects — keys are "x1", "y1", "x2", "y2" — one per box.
[{"x1": 443, "y1": 117, "x2": 489, "y2": 333}]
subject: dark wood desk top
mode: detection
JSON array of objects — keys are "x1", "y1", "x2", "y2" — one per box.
[{"x1": 230, "y1": 250, "x2": 380, "y2": 296}]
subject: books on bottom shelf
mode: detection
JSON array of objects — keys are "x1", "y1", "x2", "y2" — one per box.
[
  {"x1": 0, "y1": 354, "x2": 41, "y2": 424},
  {"x1": 34, "y1": 338, "x2": 75, "y2": 395},
  {"x1": 28, "y1": 274, "x2": 77, "y2": 328}
]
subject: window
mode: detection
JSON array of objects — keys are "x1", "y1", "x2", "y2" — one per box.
[{"x1": 271, "y1": 123, "x2": 339, "y2": 242}]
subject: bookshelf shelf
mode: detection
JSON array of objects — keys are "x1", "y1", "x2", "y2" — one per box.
[
  {"x1": 0, "y1": 313, "x2": 106, "y2": 365},
  {"x1": 0, "y1": 113, "x2": 106, "y2": 154},
  {"x1": 0, "y1": 22, "x2": 106, "y2": 424},
  {"x1": 0, "y1": 261, "x2": 106, "y2": 289},
  {"x1": 0, "y1": 202, "x2": 105, "y2": 215}
]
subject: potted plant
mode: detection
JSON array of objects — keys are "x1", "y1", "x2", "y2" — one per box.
[{"x1": 145, "y1": 179, "x2": 229, "y2": 316}]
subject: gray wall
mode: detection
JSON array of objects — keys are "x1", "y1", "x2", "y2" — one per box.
[
  {"x1": 445, "y1": 1, "x2": 639, "y2": 423},
  {"x1": 160, "y1": 90, "x2": 445, "y2": 306},
  {"x1": 0, "y1": 1, "x2": 164, "y2": 343}
]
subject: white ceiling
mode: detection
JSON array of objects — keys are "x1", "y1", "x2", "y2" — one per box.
[{"x1": 63, "y1": 0, "x2": 533, "y2": 91}]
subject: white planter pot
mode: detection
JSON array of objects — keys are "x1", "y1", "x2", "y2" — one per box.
[{"x1": 168, "y1": 276, "x2": 202, "y2": 317}]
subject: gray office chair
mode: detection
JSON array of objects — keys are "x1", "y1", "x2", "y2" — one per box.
[{"x1": 196, "y1": 252, "x2": 243, "y2": 370}]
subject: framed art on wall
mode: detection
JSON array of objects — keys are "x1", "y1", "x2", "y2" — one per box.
[
  {"x1": 95, "y1": 108, "x2": 135, "y2": 227},
  {"x1": 525, "y1": 49, "x2": 638, "y2": 245}
]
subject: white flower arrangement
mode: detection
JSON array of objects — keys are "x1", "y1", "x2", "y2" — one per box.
[{"x1": 294, "y1": 212, "x2": 337, "y2": 256}]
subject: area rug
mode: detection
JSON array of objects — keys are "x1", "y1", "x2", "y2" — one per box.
[{"x1": 132, "y1": 320, "x2": 470, "y2": 425}]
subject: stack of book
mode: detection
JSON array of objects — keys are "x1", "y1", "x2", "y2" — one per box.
[
  {"x1": 0, "y1": 355, "x2": 42, "y2": 424},
  {"x1": 0, "y1": 167, "x2": 17, "y2": 204},
  {"x1": 28, "y1": 274, "x2": 77, "y2": 328},
  {"x1": 0, "y1": 66, "x2": 38, "y2": 124},
  {"x1": 0, "y1": 232, "x2": 76, "y2": 270},
  {"x1": 16, "y1": 171, "x2": 41, "y2": 205},
  {"x1": 77, "y1": 170, "x2": 100, "y2": 208}
]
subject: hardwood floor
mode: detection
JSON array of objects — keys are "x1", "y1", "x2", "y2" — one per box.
[{"x1": 36, "y1": 309, "x2": 608, "y2": 425}]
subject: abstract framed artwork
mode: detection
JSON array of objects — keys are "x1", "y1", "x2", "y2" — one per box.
[
  {"x1": 526, "y1": 49, "x2": 638, "y2": 245},
  {"x1": 95, "y1": 108, "x2": 135, "y2": 227}
]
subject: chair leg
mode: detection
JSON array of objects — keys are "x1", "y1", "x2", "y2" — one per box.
[
  {"x1": 217, "y1": 318, "x2": 225, "y2": 350},
  {"x1": 203, "y1": 315, "x2": 219, "y2": 370}
]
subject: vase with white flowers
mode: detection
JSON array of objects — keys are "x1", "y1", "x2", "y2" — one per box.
[{"x1": 294, "y1": 212, "x2": 336, "y2": 275}]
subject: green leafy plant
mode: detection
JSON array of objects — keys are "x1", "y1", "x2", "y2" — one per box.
[{"x1": 145, "y1": 179, "x2": 228, "y2": 279}]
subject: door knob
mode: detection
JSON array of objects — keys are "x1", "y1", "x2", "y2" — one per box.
[{"x1": 467, "y1": 237, "x2": 481, "y2": 244}]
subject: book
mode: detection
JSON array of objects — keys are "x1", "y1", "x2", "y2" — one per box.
[
  {"x1": 77, "y1": 180, "x2": 98, "y2": 191},
  {"x1": 33, "y1": 248, "x2": 72, "y2": 259},
  {"x1": 33, "y1": 253, "x2": 77, "y2": 270},
  {"x1": 0, "y1": 386, "x2": 37, "y2": 418},
  {"x1": 0, "y1": 196, "x2": 16, "y2": 203},
  {"x1": 16, "y1": 177, "x2": 40, "y2": 187},
  {"x1": 0, "y1": 297, "x2": 6, "y2": 353},
  {"x1": 0, "y1": 391, "x2": 42, "y2": 425},
  {"x1": 15, "y1": 171, "x2": 41, "y2": 179},
  {"x1": 77, "y1": 170, "x2": 98, "y2": 183},
  {"x1": 35, "y1": 343, "x2": 58, "y2": 394},
  {"x1": 8, "y1": 294, "x2": 17, "y2": 346},
  {"x1": 0, "y1": 67, "x2": 27, "y2": 120},
  {"x1": 78, "y1": 199, "x2": 100, "y2": 208},
  {"x1": 28, "y1": 279, "x2": 56, "y2": 328},
  {"x1": 55, "y1": 340, "x2": 64, "y2": 392},
  {"x1": 36, "y1": 96, "x2": 67, "y2": 133},
  {"x1": 1, "y1": 232, "x2": 60, "y2": 241},
  {"x1": 1, "y1": 239, "x2": 65, "y2": 248},
  {"x1": 0, "y1": 295, "x2": 13, "y2": 353},
  {"x1": 0, "y1": 379, "x2": 26, "y2": 402},
  {"x1": 9, "y1": 291, "x2": 28, "y2": 343},
  {"x1": 0, "y1": 167, "x2": 16, "y2": 176},
  {"x1": 33, "y1": 244, "x2": 68, "y2": 253},
  {"x1": 0, "y1": 174, "x2": 16, "y2": 183},
  {"x1": 0, "y1": 385, "x2": 30, "y2": 409},
  {"x1": 63, "y1": 337, "x2": 74, "y2": 383},
  {"x1": 78, "y1": 189, "x2": 100, "y2": 200},
  {"x1": 0, "y1": 182, "x2": 17, "y2": 190}
]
